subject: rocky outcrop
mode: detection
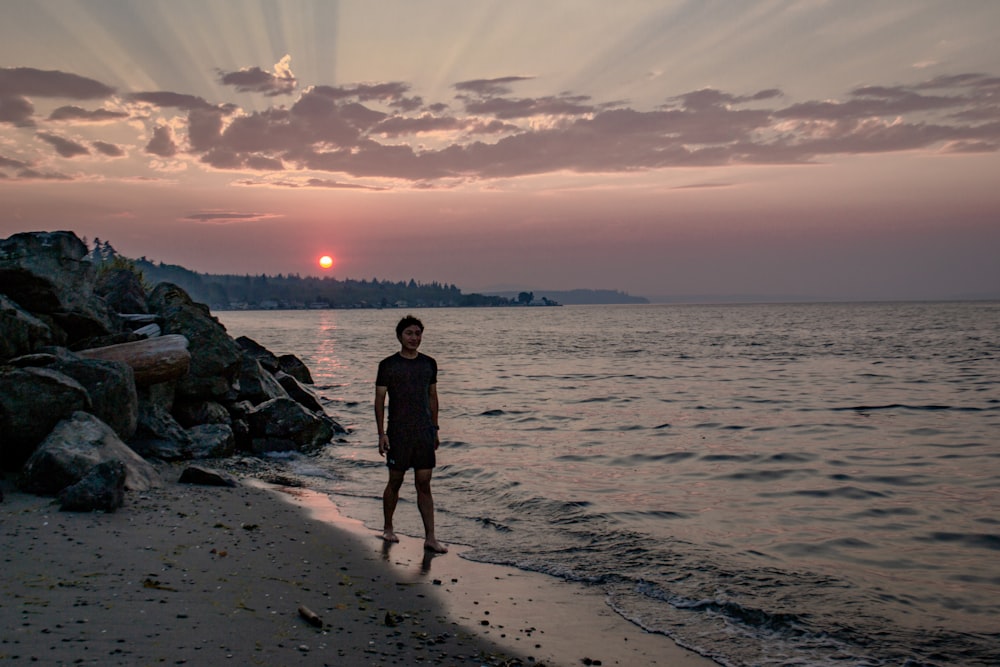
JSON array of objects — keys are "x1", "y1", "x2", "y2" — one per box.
[
  {"x1": 0, "y1": 231, "x2": 118, "y2": 342},
  {"x1": 147, "y1": 283, "x2": 241, "y2": 400},
  {"x1": 12, "y1": 349, "x2": 139, "y2": 442},
  {"x1": 2, "y1": 230, "x2": 345, "y2": 504}
]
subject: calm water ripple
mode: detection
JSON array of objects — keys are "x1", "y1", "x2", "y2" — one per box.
[{"x1": 220, "y1": 302, "x2": 1000, "y2": 666}]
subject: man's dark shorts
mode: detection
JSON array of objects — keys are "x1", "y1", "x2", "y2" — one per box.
[{"x1": 386, "y1": 425, "x2": 436, "y2": 471}]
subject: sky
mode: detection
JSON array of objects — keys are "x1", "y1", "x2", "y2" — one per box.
[{"x1": 2, "y1": 0, "x2": 999, "y2": 301}]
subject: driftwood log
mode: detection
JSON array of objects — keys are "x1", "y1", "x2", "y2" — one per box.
[{"x1": 77, "y1": 334, "x2": 191, "y2": 386}]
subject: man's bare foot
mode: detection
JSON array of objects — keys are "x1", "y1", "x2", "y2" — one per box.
[
  {"x1": 424, "y1": 538, "x2": 448, "y2": 553},
  {"x1": 381, "y1": 529, "x2": 399, "y2": 543}
]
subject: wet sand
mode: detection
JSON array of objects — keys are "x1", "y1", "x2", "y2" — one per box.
[{"x1": 0, "y1": 468, "x2": 717, "y2": 666}]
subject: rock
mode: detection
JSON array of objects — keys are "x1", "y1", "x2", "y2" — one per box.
[
  {"x1": 31, "y1": 350, "x2": 139, "y2": 441},
  {"x1": 278, "y1": 354, "x2": 314, "y2": 384},
  {"x1": 129, "y1": 403, "x2": 192, "y2": 461},
  {"x1": 0, "y1": 366, "x2": 91, "y2": 471},
  {"x1": 235, "y1": 336, "x2": 281, "y2": 373},
  {"x1": 0, "y1": 293, "x2": 52, "y2": 359},
  {"x1": 76, "y1": 334, "x2": 190, "y2": 387},
  {"x1": 173, "y1": 399, "x2": 231, "y2": 428},
  {"x1": 94, "y1": 267, "x2": 149, "y2": 314},
  {"x1": 246, "y1": 397, "x2": 334, "y2": 453},
  {"x1": 59, "y1": 459, "x2": 126, "y2": 512},
  {"x1": 237, "y1": 354, "x2": 289, "y2": 405},
  {"x1": 275, "y1": 371, "x2": 324, "y2": 413},
  {"x1": 0, "y1": 231, "x2": 118, "y2": 341},
  {"x1": 178, "y1": 465, "x2": 238, "y2": 487},
  {"x1": 147, "y1": 283, "x2": 241, "y2": 400},
  {"x1": 18, "y1": 411, "x2": 160, "y2": 494},
  {"x1": 186, "y1": 423, "x2": 236, "y2": 459}
]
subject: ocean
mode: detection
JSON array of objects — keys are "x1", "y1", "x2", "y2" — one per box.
[{"x1": 217, "y1": 302, "x2": 1000, "y2": 666}]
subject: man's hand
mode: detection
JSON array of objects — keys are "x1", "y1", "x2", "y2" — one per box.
[{"x1": 378, "y1": 434, "x2": 390, "y2": 457}]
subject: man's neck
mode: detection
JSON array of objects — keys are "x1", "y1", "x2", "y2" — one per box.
[{"x1": 398, "y1": 349, "x2": 418, "y2": 359}]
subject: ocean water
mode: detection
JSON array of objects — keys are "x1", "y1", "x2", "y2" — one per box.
[{"x1": 218, "y1": 302, "x2": 1000, "y2": 666}]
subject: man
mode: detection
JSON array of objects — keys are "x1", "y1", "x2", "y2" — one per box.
[{"x1": 375, "y1": 315, "x2": 447, "y2": 553}]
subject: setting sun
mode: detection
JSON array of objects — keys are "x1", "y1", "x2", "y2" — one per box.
[{"x1": 318, "y1": 255, "x2": 334, "y2": 269}]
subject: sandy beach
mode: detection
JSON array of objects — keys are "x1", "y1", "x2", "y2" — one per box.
[{"x1": 0, "y1": 465, "x2": 717, "y2": 666}]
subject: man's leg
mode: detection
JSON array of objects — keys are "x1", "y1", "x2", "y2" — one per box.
[
  {"x1": 382, "y1": 468, "x2": 405, "y2": 542},
  {"x1": 414, "y1": 468, "x2": 447, "y2": 553}
]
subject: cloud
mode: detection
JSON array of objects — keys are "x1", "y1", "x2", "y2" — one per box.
[
  {"x1": 145, "y1": 125, "x2": 178, "y2": 157},
  {"x1": 37, "y1": 132, "x2": 90, "y2": 157},
  {"x1": 0, "y1": 95, "x2": 34, "y2": 125},
  {"x1": 92, "y1": 141, "x2": 125, "y2": 157},
  {"x1": 182, "y1": 211, "x2": 280, "y2": 223},
  {"x1": 236, "y1": 177, "x2": 388, "y2": 191},
  {"x1": 129, "y1": 91, "x2": 227, "y2": 111},
  {"x1": 219, "y1": 55, "x2": 297, "y2": 96},
  {"x1": 48, "y1": 105, "x2": 129, "y2": 122},
  {"x1": 5, "y1": 65, "x2": 999, "y2": 185},
  {"x1": 0, "y1": 67, "x2": 114, "y2": 99},
  {"x1": 454, "y1": 76, "x2": 534, "y2": 97}
]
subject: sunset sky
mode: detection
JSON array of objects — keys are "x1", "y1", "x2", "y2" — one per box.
[{"x1": 2, "y1": 0, "x2": 999, "y2": 301}]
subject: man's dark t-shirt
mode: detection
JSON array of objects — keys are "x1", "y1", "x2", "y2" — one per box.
[{"x1": 376, "y1": 352, "x2": 437, "y2": 470}]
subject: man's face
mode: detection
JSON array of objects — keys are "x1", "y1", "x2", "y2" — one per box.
[{"x1": 399, "y1": 325, "x2": 423, "y2": 352}]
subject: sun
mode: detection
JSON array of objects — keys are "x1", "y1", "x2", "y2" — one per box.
[{"x1": 318, "y1": 255, "x2": 334, "y2": 269}]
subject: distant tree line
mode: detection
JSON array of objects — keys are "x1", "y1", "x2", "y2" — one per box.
[{"x1": 85, "y1": 238, "x2": 513, "y2": 309}]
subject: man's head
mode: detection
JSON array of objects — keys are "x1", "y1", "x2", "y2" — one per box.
[{"x1": 396, "y1": 315, "x2": 424, "y2": 340}]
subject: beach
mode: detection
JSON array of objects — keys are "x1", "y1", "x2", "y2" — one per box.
[{"x1": 0, "y1": 464, "x2": 716, "y2": 667}]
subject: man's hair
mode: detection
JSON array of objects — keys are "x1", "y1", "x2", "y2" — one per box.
[{"x1": 396, "y1": 315, "x2": 424, "y2": 338}]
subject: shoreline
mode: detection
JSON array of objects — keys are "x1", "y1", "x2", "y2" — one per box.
[{"x1": 1, "y1": 467, "x2": 716, "y2": 666}]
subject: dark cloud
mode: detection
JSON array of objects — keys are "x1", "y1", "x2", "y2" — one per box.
[
  {"x1": 454, "y1": 76, "x2": 534, "y2": 97},
  {"x1": 183, "y1": 211, "x2": 278, "y2": 223},
  {"x1": 16, "y1": 167, "x2": 72, "y2": 180},
  {"x1": 130, "y1": 91, "x2": 227, "y2": 112},
  {"x1": 0, "y1": 67, "x2": 114, "y2": 99},
  {"x1": 219, "y1": 66, "x2": 296, "y2": 96},
  {"x1": 0, "y1": 155, "x2": 29, "y2": 169},
  {"x1": 0, "y1": 95, "x2": 34, "y2": 125},
  {"x1": 237, "y1": 177, "x2": 387, "y2": 191},
  {"x1": 463, "y1": 94, "x2": 595, "y2": 120},
  {"x1": 37, "y1": 132, "x2": 90, "y2": 157},
  {"x1": 49, "y1": 105, "x2": 129, "y2": 122},
  {"x1": 92, "y1": 141, "x2": 125, "y2": 157},
  {"x1": 145, "y1": 126, "x2": 178, "y2": 157}
]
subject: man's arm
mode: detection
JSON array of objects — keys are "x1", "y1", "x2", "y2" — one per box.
[
  {"x1": 428, "y1": 383, "x2": 439, "y2": 449},
  {"x1": 375, "y1": 385, "x2": 389, "y2": 456}
]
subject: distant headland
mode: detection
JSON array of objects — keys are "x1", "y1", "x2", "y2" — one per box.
[{"x1": 86, "y1": 238, "x2": 647, "y2": 310}]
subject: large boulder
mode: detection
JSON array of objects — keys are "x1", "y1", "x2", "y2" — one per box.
[
  {"x1": 235, "y1": 336, "x2": 280, "y2": 373},
  {"x1": 147, "y1": 283, "x2": 241, "y2": 400},
  {"x1": 0, "y1": 366, "x2": 91, "y2": 471},
  {"x1": 236, "y1": 355, "x2": 289, "y2": 405},
  {"x1": 186, "y1": 424, "x2": 236, "y2": 459},
  {"x1": 246, "y1": 397, "x2": 333, "y2": 454},
  {"x1": 278, "y1": 354, "x2": 313, "y2": 384},
  {"x1": 0, "y1": 231, "x2": 118, "y2": 341},
  {"x1": 23, "y1": 351, "x2": 138, "y2": 441},
  {"x1": 0, "y1": 294, "x2": 52, "y2": 360},
  {"x1": 129, "y1": 403, "x2": 192, "y2": 461},
  {"x1": 58, "y1": 459, "x2": 126, "y2": 512},
  {"x1": 275, "y1": 370, "x2": 325, "y2": 413},
  {"x1": 18, "y1": 411, "x2": 160, "y2": 494},
  {"x1": 173, "y1": 399, "x2": 231, "y2": 428}
]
